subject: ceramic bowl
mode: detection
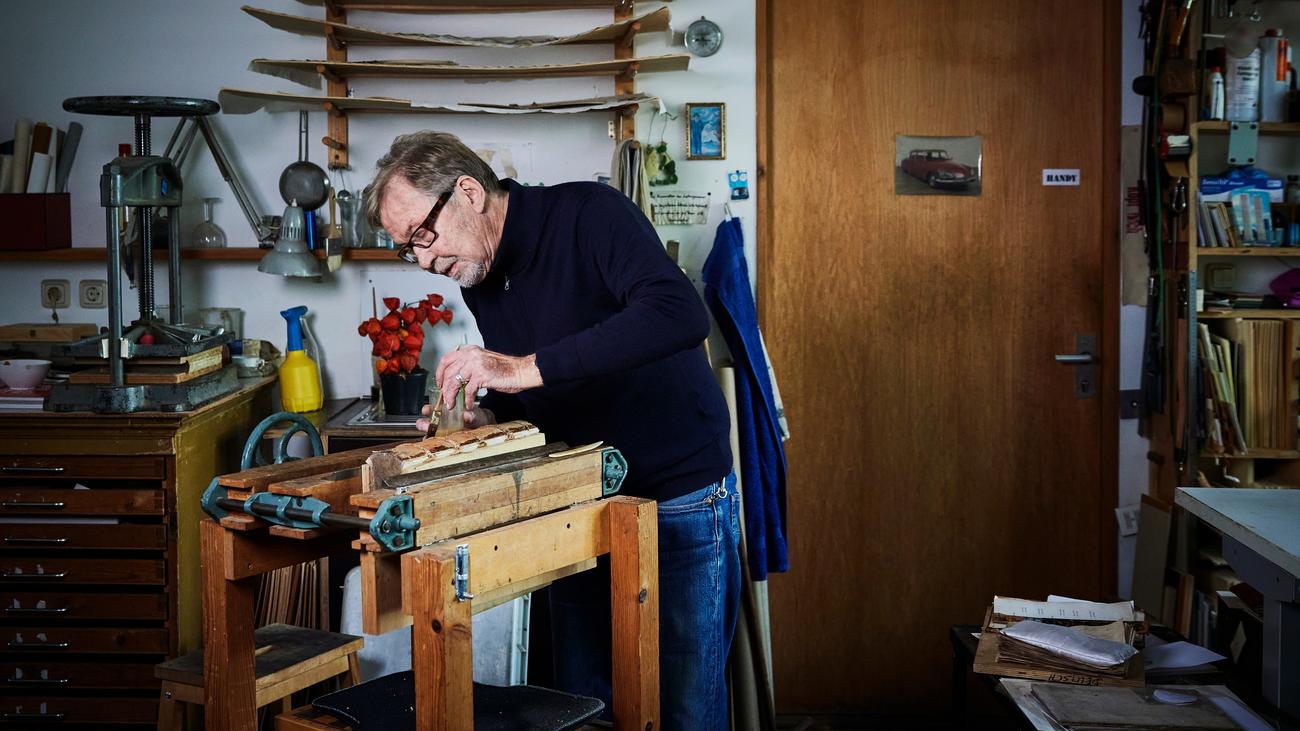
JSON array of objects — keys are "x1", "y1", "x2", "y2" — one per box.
[{"x1": 0, "y1": 359, "x2": 52, "y2": 390}]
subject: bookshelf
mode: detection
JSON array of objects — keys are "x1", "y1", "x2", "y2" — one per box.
[{"x1": 1184, "y1": 119, "x2": 1300, "y2": 491}]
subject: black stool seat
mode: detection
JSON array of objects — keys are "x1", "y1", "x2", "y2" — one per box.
[
  {"x1": 312, "y1": 670, "x2": 604, "y2": 731},
  {"x1": 63, "y1": 95, "x2": 219, "y2": 117}
]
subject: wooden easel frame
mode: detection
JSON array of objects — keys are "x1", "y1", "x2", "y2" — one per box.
[{"x1": 201, "y1": 495, "x2": 659, "y2": 731}]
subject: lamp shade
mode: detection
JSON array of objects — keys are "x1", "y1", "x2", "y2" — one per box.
[{"x1": 259, "y1": 203, "x2": 321, "y2": 277}]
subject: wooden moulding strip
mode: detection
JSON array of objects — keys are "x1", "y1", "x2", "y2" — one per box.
[
  {"x1": 216, "y1": 440, "x2": 404, "y2": 491},
  {"x1": 361, "y1": 430, "x2": 546, "y2": 491}
]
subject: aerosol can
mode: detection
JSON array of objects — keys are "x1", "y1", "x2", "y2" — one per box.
[{"x1": 279, "y1": 305, "x2": 323, "y2": 412}]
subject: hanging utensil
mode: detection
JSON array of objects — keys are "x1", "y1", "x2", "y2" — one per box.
[{"x1": 278, "y1": 111, "x2": 330, "y2": 211}]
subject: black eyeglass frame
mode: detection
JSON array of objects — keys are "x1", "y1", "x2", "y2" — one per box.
[{"x1": 396, "y1": 189, "x2": 453, "y2": 264}]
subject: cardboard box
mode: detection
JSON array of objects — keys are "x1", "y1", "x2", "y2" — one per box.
[{"x1": 0, "y1": 193, "x2": 71, "y2": 250}]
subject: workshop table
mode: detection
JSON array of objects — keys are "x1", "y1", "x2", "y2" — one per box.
[{"x1": 1176, "y1": 487, "x2": 1300, "y2": 718}]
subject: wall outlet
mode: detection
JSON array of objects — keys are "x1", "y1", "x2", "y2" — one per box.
[
  {"x1": 40, "y1": 279, "x2": 71, "y2": 309},
  {"x1": 1115, "y1": 504, "x2": 1140, "y2": 537},
  {"x1": 79, "y1": 280, "x2": 107, "y2": 309}
]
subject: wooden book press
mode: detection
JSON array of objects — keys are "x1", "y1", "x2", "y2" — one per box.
[{"x1": 199, "y1": 422, "x2": 659, "y2": 731}]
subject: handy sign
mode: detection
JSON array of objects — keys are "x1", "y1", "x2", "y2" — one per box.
[{"x1": 1043, "y1": 169, "x2": 1081, "y2": 186}]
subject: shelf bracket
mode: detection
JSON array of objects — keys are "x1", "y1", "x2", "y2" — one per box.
[
  {"x1": 315, "y1": 64, "x2": 343, "y2": 85},
  {"x1": 1227, "y1": 122, "x2": 1259, "y2": 167},
  {"x1": 617, "y1": 61, "x2": 640, "y2": 85},
  {"x1": 617, "y1": 21, "x2": 641, "y2": 50}
]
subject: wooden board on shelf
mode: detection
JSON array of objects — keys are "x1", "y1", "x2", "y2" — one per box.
[
  {"x1": 219, "y1": 88, "x2": 655, "y2": 116},
  {"x1": 1193, "y1": 121, "x2": 1300, "y2": 136},
  {"x1": 0, "y1": 323, "x2": 98, "y2": 342},
  {"x1": 243, "y1": 5, "x2": 670, "y2": 47},
  {"x1": 1196, "y1": 247, "x2": 1300, "y2": 256},
  {"x1": 1199, "y1": 309, "x2": 1300, "y2": 319},
  {"x1": 250, "y1": 54, "x2": 689, "y2": 87},
  {"x1": 0, "y1": 248, "x2": 402, "y2": 263}
]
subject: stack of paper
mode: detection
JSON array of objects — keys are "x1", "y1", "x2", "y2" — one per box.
[
  {"x1": 998, "y1": 620, "x2": 1138, "y2": 676},
  {"x1": 1203, "y1": 318, "x2": 1296, "y2": 452}
]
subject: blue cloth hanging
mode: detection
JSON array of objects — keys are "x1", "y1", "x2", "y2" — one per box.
[{"x1": 702, "y1": 216, "x2": 788, "y2": 578}]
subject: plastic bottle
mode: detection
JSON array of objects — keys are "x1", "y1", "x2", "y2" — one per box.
[
  {"x1": 1260, "y1": 29, "x2": 1290, "y2": 122},
  {"x1": 1227, "y1": 43, "x2": 1262, "y2": 122},
  {"x1": 1209, "y1": 67, "x2": 1227, "y2": 120},
  {"x1": 278, "y1": 305, "x2": 323, "y2": 412}
]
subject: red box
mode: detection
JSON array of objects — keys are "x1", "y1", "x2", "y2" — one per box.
[{"x1": 0, "y1": 193, "x2": 71, "y2": 251}]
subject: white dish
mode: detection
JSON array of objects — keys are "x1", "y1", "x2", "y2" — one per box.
[{"x1": 0, "y1": 359, "x2": 52, "y2": 390}]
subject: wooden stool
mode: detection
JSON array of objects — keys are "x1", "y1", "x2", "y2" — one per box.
[{"x1": 155, "y1": 623, "x2": 363, "y2": 731}]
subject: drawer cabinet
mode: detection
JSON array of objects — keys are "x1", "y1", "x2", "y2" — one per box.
[{"x1": 0, "y1": 378, "x2": 273, "y2": 729}]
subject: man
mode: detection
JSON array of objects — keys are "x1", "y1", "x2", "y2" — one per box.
[{"x1": 365, "y1": 131, "x2": 740, "y2": 728}]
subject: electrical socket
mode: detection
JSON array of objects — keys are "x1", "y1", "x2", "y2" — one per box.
[
  {"x1": 1115, "y1": 505, "x2": 1140, "y2": 538},
  {"x1": 79, "y1": 280, "x2": 107, "y2": 309},
  {"x1": 40, "y1": 279, "x2": 71, "y2": 309}
]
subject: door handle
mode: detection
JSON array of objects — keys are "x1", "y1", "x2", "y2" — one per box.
[{"x1": 1057, "y1": 334, "x2": 1098, "y2": 399}]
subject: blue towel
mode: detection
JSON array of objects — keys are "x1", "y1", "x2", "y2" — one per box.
[{"x1": 702, "y1": 217, "x2": 789, "y2": 578}]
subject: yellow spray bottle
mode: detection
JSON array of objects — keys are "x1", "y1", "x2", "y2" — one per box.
[{"x1": 279, "y1": 306, "x2": 323, "y2": 412}]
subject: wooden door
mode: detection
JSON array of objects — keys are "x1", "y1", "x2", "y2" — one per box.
[{"x1": 758, "y1": 0, "x2": 1119, "y2": 712}]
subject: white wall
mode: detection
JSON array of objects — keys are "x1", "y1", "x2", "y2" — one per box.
[{"x1": 0, "y1": 0, "x2": 756, "y2": 401}]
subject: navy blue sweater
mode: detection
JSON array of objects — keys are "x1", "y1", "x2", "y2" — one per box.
[{"x1": 464, "y1": 179, "x2": 732, "y2": 501}]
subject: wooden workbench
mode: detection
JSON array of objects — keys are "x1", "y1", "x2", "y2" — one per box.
[{"x1": 203, "y1": 492, "x2": 660, "y2": 731}]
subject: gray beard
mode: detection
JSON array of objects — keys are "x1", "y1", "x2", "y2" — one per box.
[{"x1": 451, "y1": 261, "x2": 486, "y2": 288}]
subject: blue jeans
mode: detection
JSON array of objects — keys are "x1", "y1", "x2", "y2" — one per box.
[{"x1": 549, "y1": 473, "x2": 742, "y2": 730}]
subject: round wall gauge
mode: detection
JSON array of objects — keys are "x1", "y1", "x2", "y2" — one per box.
[{"x1": 685, "y1": 17, "x2": 723, "y2": 58}]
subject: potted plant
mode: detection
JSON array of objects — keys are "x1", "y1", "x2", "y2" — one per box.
[{"x1": 357, "y1": 294, "x2": 453, "y2": 415}]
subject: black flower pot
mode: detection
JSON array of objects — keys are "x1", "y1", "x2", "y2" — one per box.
[{"x1": 380, "y1": 368, "x2": 428, "y2": 416}]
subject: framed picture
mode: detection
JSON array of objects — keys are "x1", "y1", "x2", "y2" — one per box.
[
  {"x1": 894, "y1": 134, "x2": 983, "y2": 197},
  {"x1": 686, "y1": 103, "x2": 726, "y2": 160}
]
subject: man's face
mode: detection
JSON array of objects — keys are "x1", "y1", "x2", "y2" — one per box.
[{"x1": 380, "y1": 175, "x2": 490, "y2": 288}]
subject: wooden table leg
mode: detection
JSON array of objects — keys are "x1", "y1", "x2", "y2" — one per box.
[
  {"x1": 409, "y1": 547, "x2": 473, "y2": 731},
  {"x1": 202, "y1": 519, "x2": 259, "y2": 731},
  {"x1": 607, "y1": 496, "x2": 659, "y2": 730}
]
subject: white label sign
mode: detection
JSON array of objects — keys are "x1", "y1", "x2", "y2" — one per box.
[{"x1": 1043, "y1": 168, "x2": 1081, "y2": 186}]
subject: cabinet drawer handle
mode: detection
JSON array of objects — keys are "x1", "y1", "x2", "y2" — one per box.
[
  {"x1": 3, "y1": 605, "x2": 68, "y2": 614},
  {"x1": 3, "y1": 712, "x2": 66, "y2": 720},
  {"x1": 0, "y1": 466, "x2": 65, "y2": 474},
  {"x1": 1, "y1": 571, "x2": 67, "y2": 580},
  {"x1": 7, "y1": 676, "x2": 69, "y2": 685},
  {"x1": 0, "y1": 501, "x2": 65, "y2": 510},
  {"x1": 7, "y1": 640, "x2": 69, "y2": 650},
  {"x1": 3, "y1": 537, "x2": 67, "y2": 545}
]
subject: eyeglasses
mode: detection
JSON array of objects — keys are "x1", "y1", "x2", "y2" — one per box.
[{"x1": 396, "y1": 190, "x2": 452, "y2": 265}]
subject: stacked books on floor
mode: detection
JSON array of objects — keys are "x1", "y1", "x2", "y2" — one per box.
[
  {"x1": 1198, "y1": 319, "x2": 1297, "y2": 456},
  {"x1": 974, "y1": 595, "x2": 1146, "y2": 686}
]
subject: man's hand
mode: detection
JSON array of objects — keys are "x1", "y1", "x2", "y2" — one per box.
[
  {"x1": 435, "y1": 345, "x2": 542, "y2": 410},
  {"x1": 415, "y1": 403, "x2": 497, "y2": 434}
]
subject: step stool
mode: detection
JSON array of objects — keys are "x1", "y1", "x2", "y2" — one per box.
[{"x1": 155, "y1": 623, "x2": 363, "y2": 731}]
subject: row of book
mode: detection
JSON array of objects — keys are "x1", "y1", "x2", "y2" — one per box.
[
  {"x1": 1196, "y1": 191, "x2": 1281, "y2": 247},
  {"x1": 1198, "y1": 318, "x2": 1297, "y2": 455}
]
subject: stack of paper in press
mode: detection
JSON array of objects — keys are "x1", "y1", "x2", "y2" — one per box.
[
  {"x1": 974, "y1": 596, "x2": 1146, "y2": 686},
  {"x1": 998, "y1": 620, "x2": 1138, "y2": 676}
]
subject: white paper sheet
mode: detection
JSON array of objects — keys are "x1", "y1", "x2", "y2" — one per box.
[{"x1": 1144, "y1": 640, "x2": 1227, "y2": 670}]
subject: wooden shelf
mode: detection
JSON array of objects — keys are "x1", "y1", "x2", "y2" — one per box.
[
  {"x1": 1196, "y1": 247, "x2": 1300, "y2": 256},
  {"x1": 1193, "y1": 121, "x2": 1300, "y2": 136},
  {"x1": 0, "y1": 247, "x2": 403, "y2": 262},
  {"x1": 250, "y1": 54, "x2": 688, "y2": 82},
  {"x1": 1201, "y1": 449, "x2": 1300, "y2": 460},
  {"x1": 1198, "y1": 309, "x2": 1300, "y2": 319},
  {"x1": 292, "y1": 0, "x2": 664, "y2": 11}
]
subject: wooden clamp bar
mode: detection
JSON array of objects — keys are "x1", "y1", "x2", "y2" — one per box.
[{"x1": 321, "y1": 135, "x2": 348, "y2": 151}]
